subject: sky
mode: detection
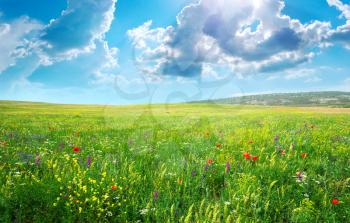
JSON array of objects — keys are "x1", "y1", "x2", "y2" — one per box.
[{"x1": 0, "y1": 0, "x2": 349, "y2": 105}]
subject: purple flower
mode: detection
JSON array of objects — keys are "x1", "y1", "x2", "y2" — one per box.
[
  {"x1": 274, "y1": 135, "x2": 279, "y2": 143},
  {"x1": 153, "y1": 191, "x2": 159, "y2": 201},
  {"x1": 191, "y1": 170, "x2": 196, "y2": 177},
  {"x1": 86, "y1": 156, "x2": 91, "y2": 168},
  {"x1": 204, "y1": 164, "x2": 209, "y2": 171},
  {"x1": 225, "y1": 162, "x2": 231, "y2": 174}
]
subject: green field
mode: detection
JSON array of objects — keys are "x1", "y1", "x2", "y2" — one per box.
[{"x1": 0, "y1": 101, "x2": 349, "y2": 222}]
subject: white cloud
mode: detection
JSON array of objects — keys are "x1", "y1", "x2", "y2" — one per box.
[
  {"x1": 0, "y1": 0, "x2": 118, "y2": 89},
  {"x1": 285, "y1": 68, "x2": 316, "y2": 80},
  {"x1": 40, "y1": 0, "x2": 116, "y2": 61},
  {"x1": 327, "y1": 0, "x2": 350, "y2": 20},
  {"x1": 0, "y1": 16, "x2": 42, "y2": 74},
  {"x1": 128, "y1": 0, "x2": 334, "y2": 79},
  {"x1": 327, "y1": 0, "x2": 350, "y2": 48}
]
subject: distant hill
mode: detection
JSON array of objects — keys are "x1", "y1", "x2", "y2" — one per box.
[{"x1": 191, "y1": 91, "x2": 350, "y2": 107}]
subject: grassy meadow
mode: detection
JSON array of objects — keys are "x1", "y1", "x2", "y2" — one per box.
[{"x1": 0, "y1": 101, "x2": 349, "y2": 222}]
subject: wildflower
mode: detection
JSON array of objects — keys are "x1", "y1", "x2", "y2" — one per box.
[
  {"x1": 243, "y1": 152, "x2": 250, "y2": 160},
  {"x1": 301, "y1": 152, "x2": 307, "y2": 158},
  {"x1": 274, "y1": 135, "x2": 279, "y2": 143},
  {"x1": 191, "y1": 170, "x2": 196, "y2": 177},
  {"x1": 204, "y1": 164, "x2": 209, "y2": 171},
  {"x1": 280, "y1": 149, "x2": 286, "y2": 155},
  {"x1": 331, "y1": 198, "x2": 340, "y2": 205},
  {"x1": 216, "y1": 143, "x2": 222, "y2": 148},
  {"x1": 207, "y1": 159, "x2": 213, "y2": 165},
  {"x1": 225, "y1": 162, "x2": 231, "y2": 174},
  {"x1": 86, "y1": 156, "x2": 91, "y2": 168},
  {"x1": 295, "y1": 171, "x2": 307, "y2": 183},
  {"x1": 111, "y1": 185, "x2": 117, "y2": 190},
  {"x1": 73, "y1": 147, "x2": 80, "y2": 153},
  {"x1": 252, "y1": 156, "x2": 258, "y2": 161},
  {"x1": 153, "y1": 191, "x2": 159, "y2": 201},
  {"x1": 140, "y1": 208, "x2": 149, "y2": 215}
]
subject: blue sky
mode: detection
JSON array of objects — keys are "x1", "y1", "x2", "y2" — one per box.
[{"x1": 0, "y1": 0, "x2": 349, "y2": 104}]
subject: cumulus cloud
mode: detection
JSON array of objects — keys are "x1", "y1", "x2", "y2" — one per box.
[
  {"x1": 0, "y1": 0, "x2": 118, "y2": 88},
  {"x1": 0, "y1": 16, "x2": 42, "y2": 73},
  {"x1": 128, "y1": 0, "x2": 337, "y2": 78},
  {"x1": 40, "y1": 0, "x2": 116, "y2": 61},
  {"x1": 327, "y1": 0, "x2": 350, "y2": 48}
]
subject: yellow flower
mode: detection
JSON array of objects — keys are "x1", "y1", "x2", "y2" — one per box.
[
  {"x1": 89, "y1": 178, "x2": 96, "y2": 184},
  {"x1": 103, "y1": 194, "x2": 109, "y2": 200}
]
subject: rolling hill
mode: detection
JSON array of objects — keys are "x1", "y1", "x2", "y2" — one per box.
[{"x1": 191, "y1": 91, "x2": 350, "y2": 107}]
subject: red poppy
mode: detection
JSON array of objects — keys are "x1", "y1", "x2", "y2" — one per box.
[
  {"x1": 73, "y1": 147, "x2": 80, "y2": 153},
  {"x1": 111, "y1": 185, "x2": 117, "y2": 190},
  {"x1": 243, "y1": 152, "x2": 251, "y2": 160},
  {"x1": 207, "y1": 159, "x2": 213, "y2": 165},
  {"x1": 331, "y1": 198, "x2": 340, "y2": 205},
  {"x1": 301, "y1": 152, "x2": 307, "y2": 158},
  {"x1": 252, "y1": 156, "x2": 258, "y2": 161},
  {"x1": 216, "y1": 143, "x2": 222, "y2": 148}
]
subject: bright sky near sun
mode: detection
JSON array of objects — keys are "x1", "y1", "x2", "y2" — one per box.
[{"x1": 0, "y1": 0, "x2": 349, "y2": 104}]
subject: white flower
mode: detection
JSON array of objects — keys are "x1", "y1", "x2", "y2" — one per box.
[
  {"x1": 295, "y1": 171, "x2": 307, "y2": 183},
  {"x1": 140, "y1": 208, "x2": 149, "y2": 215}
]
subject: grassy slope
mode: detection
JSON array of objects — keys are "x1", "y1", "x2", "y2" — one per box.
[
  {"x1": 192, "y1": 91, "x2": 350, "y2": 107},
  {"x1": 0, "y1": 101, "x2": 349, "y2": 222}
]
